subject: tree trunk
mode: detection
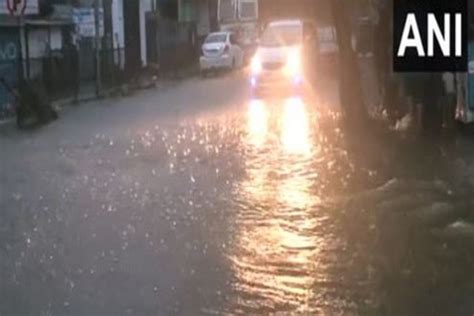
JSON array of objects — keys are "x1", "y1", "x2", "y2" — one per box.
[
  {"x1": 329, "y1": 0, "x2": 368, "y2": 125},
  {"x1": 373, "y1": 0, "x2": 398, "y2": 121}
]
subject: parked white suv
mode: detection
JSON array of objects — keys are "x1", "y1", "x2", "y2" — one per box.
[{"x1": 200, "y1": 32, "x2": 244, "y2": 76}]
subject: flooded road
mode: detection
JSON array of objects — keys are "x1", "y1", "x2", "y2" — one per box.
[
  {"x1": 222, "y1": 96, "x2": 474, "y2": 315},
  {"x1": 1, "y1": 72, "x2": 474, "y2": 315}
]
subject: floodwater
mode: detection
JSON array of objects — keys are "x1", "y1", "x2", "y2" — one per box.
[
  {"x1": 220, "y1": 97, "x2": 474, "y2": 315},
  {"x1": 1, "y1": 73, "x2": 474, "y2": 315}
]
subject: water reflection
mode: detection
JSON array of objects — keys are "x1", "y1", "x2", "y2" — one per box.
[
  {"x1": 229, "y1": 98, "x2": 328, "y2": 313},
  {"x1": 277, "y1": 169, "x2": 314, "y2": 211},
  {"x1": 281, "y1": 97, "x2": 311, "y2": 155},
  {"x1": 247, "y1": 99, "x2": 269, "y2": 147}
]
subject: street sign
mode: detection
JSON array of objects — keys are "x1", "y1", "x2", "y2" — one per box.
[
  {"x1": 0, "y1": 0, "x2": 38, "y2": 15},
  {"x1": 73, "y1": 8, "x2": 104, "y2": 38},
  {"x1": 6, "y1": 0, "x2": 27, "y2": 16}
]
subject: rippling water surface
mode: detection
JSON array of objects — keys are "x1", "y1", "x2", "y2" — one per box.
[
  {"x1": 221, "y1": 98, "x2": 363, "y2": 314},
  {"x1": 216, "y1": 98, "x2": 474, "y2": 315},
  {"x1": 2, "y1": 90, "x2": 474, "y2": 316}
]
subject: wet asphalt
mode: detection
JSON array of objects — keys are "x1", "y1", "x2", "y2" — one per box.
[{"x1": 1, "y1": 70, "x2": 474, "y2": 316}]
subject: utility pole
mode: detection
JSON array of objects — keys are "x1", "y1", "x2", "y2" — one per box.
[
  {"x1": 17, "y1": 14, "x2": 24, "y2": 82},
  {"x1": 94, "y1": 0, "x2": 102, "y2": 96}
]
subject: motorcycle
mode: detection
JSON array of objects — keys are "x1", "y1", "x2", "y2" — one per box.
[{"x1": 0, "y1": 78, "x2": 58, "y2": 129}]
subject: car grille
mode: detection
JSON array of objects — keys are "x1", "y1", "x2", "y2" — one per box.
[{"x1": 263, "y1": 62, "x2": 284, "y2": 71}]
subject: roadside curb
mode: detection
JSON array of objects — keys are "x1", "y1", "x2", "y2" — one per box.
[
  {"x1": 0, "y1": 92, "x2": 97, "y2": 129},
  {"x1": 0, "y1": 59, "x2": 204, "y2": 133},
  {"x1": 0, "y1": 76, "x2": 190, "y2": 134}
]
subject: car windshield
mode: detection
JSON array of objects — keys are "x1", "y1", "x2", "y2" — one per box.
[
  {"x1": 260, "y1": 24, "x2": 302, "y2": 47},
  {"x1": 205, "y1": 34, "x2": 227, "y2": 43}
]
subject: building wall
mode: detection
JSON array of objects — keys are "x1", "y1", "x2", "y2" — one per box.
[
  {"x1": 27, "y1": 28, "x2": 63, "y2": 59},
  {"x1": 197, "y1": 0, "x2": 211, "y2": 36},
  {"x1": 140, "y1": 0, "x2": 153, "y2": 66},
  {"x1": 258, "y1": 0, "x2": 333, "y2": 26},
  {"x1": 239, "y1": 0, "x2": 258, "y2": 21},
  {"x1": 219, "y1": 0, "x2": 236, "y2": 22},
  {"x1": 111, "y1": 0, "x2": 124, "y2": 50},
  {"x1": 156, "y1": 0, "x2": 178, "y2": 19},
  {"x1": 178, "y1": 0, "x2": 212, "y2": 37},
  {"x1": 179, "y1": 0, "x2": 198, "y2": 22},
  {"x1": 26, "y1": 27, "x2": 64, "y2": 79},
  {"x1": 111, "y1": 0, "x2": 124, "y2": 69}
]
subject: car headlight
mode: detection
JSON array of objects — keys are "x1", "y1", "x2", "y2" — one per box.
[
  {"x1": 284, "y1": 49, "x2": 302, "y2": 77},
  {"x1": 251, "y1": 55, "x2": 262, "y2": 74}
]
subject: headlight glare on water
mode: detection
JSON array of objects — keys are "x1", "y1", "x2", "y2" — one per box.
[
  {"x1": 251, "y1": 55, "x2": 262, "y2": 74},
  {"x1": 284, "y1": 49, "x2": 302, "y2": 77}
]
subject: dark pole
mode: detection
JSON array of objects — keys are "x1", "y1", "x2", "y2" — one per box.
[
  {"x1": 24, "y1": 23, "x2": 30, "y2": 79},
  {"x1": 17, "y1": 14, "x2": 25, "y2": 83},
  {"x1": 94, "y1": 0, "x2": 102, "y2": 96}
]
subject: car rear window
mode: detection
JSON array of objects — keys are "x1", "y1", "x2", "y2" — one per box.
[
  {"x1": 261, "y1": 24, "x2": 302, "y2": 47},
  {"x1": 205, "y1": 34, "x2": 227, "y2": 43}
]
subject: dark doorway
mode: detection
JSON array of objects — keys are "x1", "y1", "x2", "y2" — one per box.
[
  {"x1": 123, "y1": 0, "x2": 141, "y2": 76},
  {"x1": 156, "y1": 0, "x2": 178, "y2": 19},
  {"x1": 145, "y1": 13, "x2": 158, "y2": 66}
]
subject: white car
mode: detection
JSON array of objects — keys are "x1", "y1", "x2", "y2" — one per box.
[
  {"x1": 200, "y1": 32, "x2": 244, "y2": 75},
  {"x1": 250, "y1": 19, "x2": 318, "y2": 98}
]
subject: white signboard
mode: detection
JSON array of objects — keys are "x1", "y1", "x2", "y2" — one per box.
[
  {"x1": 72, "y1": 8, "x2": 104, "y2": 38},
  {"x1": 0, "y1": 0, "x2": 39, "y2": 15}
]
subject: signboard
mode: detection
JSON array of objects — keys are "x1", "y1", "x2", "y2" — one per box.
[
  {"x1": 7, "y1": 0, "x2": 26, "y2": 15},
  {"x1": 0, "y1": 29, "x2": 19, "y2": 118},
  {"x1": 0, "y1": 0, "x2": 38, "y2": 15},
  {"x1": 72, "y1": 8, "x2": 104, "y2": 38}
]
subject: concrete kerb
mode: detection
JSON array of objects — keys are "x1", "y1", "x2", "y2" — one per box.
[{"x1": 0, "y1": 73, "x2": 197, "y2": 133}]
